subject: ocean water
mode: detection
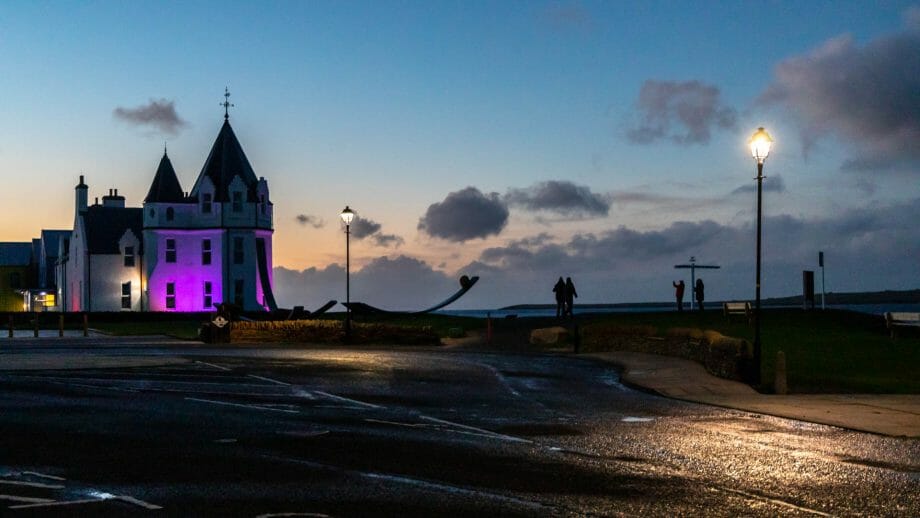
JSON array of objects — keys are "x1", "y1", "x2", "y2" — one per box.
[{"x1": 435, "y1": 303, "x2": 920, "y2": 319}]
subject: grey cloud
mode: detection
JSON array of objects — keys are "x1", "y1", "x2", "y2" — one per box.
[
  {"x1": 759, "y1": 26, "x2": 920, "y2": 170},
  {"x1": 626, "y1": 80, "x2": 737, "y2": 145},
  {"x1": 295, "y1": 214, "x2": 325, "y2": 228},
  {"x1": 349, "y1": 216, "x2": 404, "y2": 248},
  {"x1": 731, "y1": 175, "x2": 787, "y2": 195},
  {"x1": 350, "y1": 218, "x2": 381, "y2": 239},
  {"x1": 418, "y1": 187, "x2": 509, "y2": 242},
  {"x1": 505, "y1": 180, "x2": 610, "y2": 217},
  {"x1": 113, "y1": 99, "x2": 186, "y2": 134}
]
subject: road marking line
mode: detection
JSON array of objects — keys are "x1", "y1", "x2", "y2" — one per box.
[
  {"x1": 22, "y1": 471, "x2": 66, "y2": 481},
  {"x1": 716, "y1": 487, "x2": 833, "y2": 516},
  {"x1": 9, "y1": 498, "x2": 103, "y2": 509},
  {"x1": 248, "y1": 374, "x2": 291, "y2": 386},
  {"x1": 256, "y1": 513, "x2": 330, "y2": 517},
  {"x1": 185, "y1": 397, "x2": 300, "y2": 414},
  {"x1": 116, "y1": 495, "x2": 163, "y2": 510},
  {"x1": 365, "y1": 418, "x2": 428, "y2": 428},
  {"x1": 261, "y1": 455, "x2": 548, "y2": 512},
  {"x1": 0, "y1": 494, "x2": 56, "y2": 504},
  {"x1": 196, "y1": 360, "x2": 232, "y2": 371},
  {"x1": 0, "y1": 480, "x2": 65, "y2": 489},
  {"x1": 419, "y1": 415, "x2": 531, "y2": 444},
  {"x1": 313, "y1": 391, "x2": 383, "y2": 409},
  {"x1": 361, "y1": 472, "x2": 547, "y2": 510}
]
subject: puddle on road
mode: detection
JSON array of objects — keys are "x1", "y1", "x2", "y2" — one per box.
[{"x1": 621, "y1": 417, "x2": 655, "y2": 423}]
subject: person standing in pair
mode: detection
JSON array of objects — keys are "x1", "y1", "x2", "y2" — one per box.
[
  {"x1": 552, "y1": 277, "x2": 565, "y2": 318},
  {"x1": 564, "y1": 277, "x2": 578, "y2": 317},
  {"x1": 695, "y1": 278, "x2": 705, "y2": 312},
  {"x1": 673, "y1": 280, "x2": 685, "y2": 312}
]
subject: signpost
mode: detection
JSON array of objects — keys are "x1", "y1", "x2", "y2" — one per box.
[{"x1": 674, "y1": 256, "x2": 721, "y2": 310}]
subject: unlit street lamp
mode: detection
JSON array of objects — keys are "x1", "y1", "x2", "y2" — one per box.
[
  {"x1": 749, "y1": 127, "x2": 773, "y2": 385},
  {"x1": 340, "y1": 206, "x2": 355, "y2": 340}
]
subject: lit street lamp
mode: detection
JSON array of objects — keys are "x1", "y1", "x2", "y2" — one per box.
[
  {"x1": 749, "y1": 127, "x2": 773, "y2": 386},
  {"x1": 340, "y1": 206, "x2": 355, "y2": 340}
]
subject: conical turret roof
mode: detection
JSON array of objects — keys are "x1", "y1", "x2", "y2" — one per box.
[
  {"x1": 144, "y1": 152, "x2": 186, "y2": 203},
  {"x1": 190, "y1": 120, "x2": 259, "y2": 202}
]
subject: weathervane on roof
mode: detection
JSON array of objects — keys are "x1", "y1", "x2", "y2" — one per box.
[{"x1": 221, "y1": 87, "x2": 234, "y2": 120}]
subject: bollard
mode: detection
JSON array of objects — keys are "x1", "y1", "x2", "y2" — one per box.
[
  {"x1": 83, "y1": 313, "x2": 89, "y2": 337},
  {"x1": 8, "y1": 315, "x2": 13, "y2": 338},
  {"x1": 486, "y1": 313, "x2": 493, "y2": 345},
  {"x1": 59, "y1": 314, "x2": 65, "y2": 337},
  {"x1": 34, "y1": 314, "x2": 39, "y2": 338},
  {"x1": 774, "y1": 350, "x2": 788, "y2": 395}
]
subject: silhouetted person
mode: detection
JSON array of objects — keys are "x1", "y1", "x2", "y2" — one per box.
[
  {"x1": 552, "y1": 277, "x2": 565, "y2": 318},
  {"x1": 564, "y1": 277, "x2": 577, "y2": 317},
  {"x1": 695, "y1": 278, "x2": 705, "y2": 312},
  {"x1": 673, "y1": 280, "x2": 685, "y2": 312}
]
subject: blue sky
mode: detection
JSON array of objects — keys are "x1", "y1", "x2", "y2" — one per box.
[{"x1": 1, "y1": 1, "x2": 918, "y2": 309}]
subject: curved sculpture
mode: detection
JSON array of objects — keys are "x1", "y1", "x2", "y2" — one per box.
[{"x1": 343, "y1": 275, "x2": 480, "y2": 315}]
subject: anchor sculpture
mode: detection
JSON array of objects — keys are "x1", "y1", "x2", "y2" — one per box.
[{"x1": 342, "y1": 275, "x2": 480, "y2": 315}]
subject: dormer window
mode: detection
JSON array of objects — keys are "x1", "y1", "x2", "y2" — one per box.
[
  {"x1": 232, "y1": 191, "x2": 243, "y2": 213},
  {"x1": 260, "y1": 194, "x2": 266, "y2": 215},
  {"x1": 202, "y1": 193, "x2": 212, "y2": 214},
  {"x1": 124, "y1": 246, "x2": 135, "y2": 267},
  {"x1": 166, "y1": 207, "x2": 174, "y2": 221}
]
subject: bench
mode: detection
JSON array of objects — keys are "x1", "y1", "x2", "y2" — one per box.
[
  {"x1": 723, "y1": 302, "x2": 752, "y2": 322},
  {"x1": 884, "y1": 312, "x2": 920, "y2": 339}
]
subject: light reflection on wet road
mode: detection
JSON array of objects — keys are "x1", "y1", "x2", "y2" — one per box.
[{"x1": 0, "y1": 340, "x2": 917, "y2": 516}]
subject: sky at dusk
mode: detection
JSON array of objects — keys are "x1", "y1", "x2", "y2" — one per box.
[{"x1": 1, "y1": 1, "x2": 918, "y2": 310}]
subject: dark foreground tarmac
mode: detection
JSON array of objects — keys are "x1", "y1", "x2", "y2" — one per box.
[{"x1": 0, "y1": 337, "x2": 918, "y2": 516}]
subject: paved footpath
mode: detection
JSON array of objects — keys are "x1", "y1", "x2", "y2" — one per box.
[{"x1": 588, "y1": 350, "x2": 920, "y2": 438}]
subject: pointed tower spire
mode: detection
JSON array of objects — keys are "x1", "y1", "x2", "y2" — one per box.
[{"x1": 145, "y1": 151, "x2": 185, "y2": 203}]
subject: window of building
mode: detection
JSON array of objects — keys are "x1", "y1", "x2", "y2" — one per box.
[
  {"x1": 121, "y1": 281, "x2": 131, "y2": 309},
  {"x1": 202, "y1": 239, "x2": 212, "y2": 265},
  {"x1": 232, "y1": 191, "x2": 243, "y2": 212},
  {"x1": 124, "y1": 246, "x2": 135, "y2": 267},
  {"x1": 234, "y1": 279, "x2": 244, "y2": 306},
  {"x1": 148, "y1": 208, "x2": 155, "y2": 218},
  {"x1": 260, "y1": 194, "x2": 266, "y2": 215},
  {"x1": 166, "y1": 282, "x2": 176, "y2": 309},
  {"x1": 9, "y1": 272, "x2": 21, "y2": 289},
  {"x1": 165, "y1": 239, "x2": 176, "y2": 263},
  {"x1": 203, "y1": 281, "x2": 212, "y2": 309},
  {"x1": 202, "y1": 193, "x2": 212, "y2": 214},
  {"x1": 233, "y1": 237, "x2": 244, "y2": 264},
  {"x1": 166, "y1": 207, "x2": 174, "y2": 221}
]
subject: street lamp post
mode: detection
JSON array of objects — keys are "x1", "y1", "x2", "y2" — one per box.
[
  {"x1": 340, "y1": 206, "x2": 355, "y2": 341},
  {"x1": 749, "y1": 127, "x2": 773, "y2": 386}
]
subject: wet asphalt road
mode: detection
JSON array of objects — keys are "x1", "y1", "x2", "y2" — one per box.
[{"x1": 0, "y1": 338, "x2": 918, "y2": 516}]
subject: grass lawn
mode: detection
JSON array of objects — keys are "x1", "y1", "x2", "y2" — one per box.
[{"x1": 573, "y1": 308, "x2": 920, "y2": 394}]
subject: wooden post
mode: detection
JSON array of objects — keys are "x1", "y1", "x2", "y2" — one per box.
[
  {"x1": 8, "y1": 315, "x2": 13, "y2": 338},
  {"x1": 34, "y1": 314, "x2": 39, "y2": 338},
  {"x1": 59, "y1": 314, "x2": 65, "y2": 337},
  {"x1": 83, "y1": 313, "x2": 89, "y2": 337}
]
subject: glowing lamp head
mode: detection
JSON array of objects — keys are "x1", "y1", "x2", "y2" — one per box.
[
  {"x1": 749, "y1": 127, "x2": 773, "y2": 164},
  {"x1": 340, "y1": 206, "x2": 355, "y2": 226}
]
